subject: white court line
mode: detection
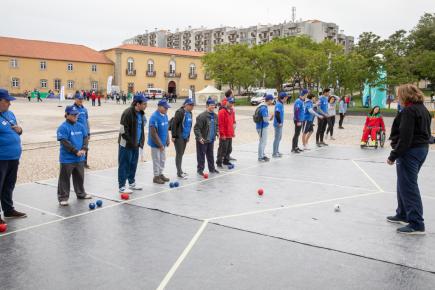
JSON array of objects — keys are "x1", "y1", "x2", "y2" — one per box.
[
  {"x1": 236, "y1": 173, "x2": 375, "y2": 192},
  {"x1": 351, "y1": 160, "x2": 384, "y2": 192},
  {"x1": 14, "y1": 201, "x2": 66, "y2": 219},
  {"x1": 208, "y1": 190, "x2": 383, "y2": 221},
  {"x1": 156, "y1": 220, "x2": 209, "y2": 290}
]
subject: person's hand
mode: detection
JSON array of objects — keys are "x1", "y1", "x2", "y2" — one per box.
[
  {"x1": 159, "y1": 146, "x2": 164, "y2": 152},
  {"x1": 76, "y1": 150, "x2": 85, "y2": 157},
  {"x1": 11, "y1": 125, "x2": 22, "y2": 134},
  {"x1": 387, "y1": 159, "x2": 395, "y2": 165},
  {"x1": 297, "y1": 122, "x2": 302, "y2": 127},
  {"x1": 171, "y1": 138, "x2": 175, "y2": 143},
  {"x1": 199, "y1": 138, "x2": 205, "y2": 144}
]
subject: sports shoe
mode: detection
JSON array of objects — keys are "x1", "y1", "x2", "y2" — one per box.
[
  {"x1": 339, "y1": 126, "x2": 344, "y2": 129},
  {"x1": 159, "y1": 175, "x2": 170, "y2": 182},
  {"x1": 177, "y1": 172, "x2": 188, "y2": 179},
  {"x1": 386, "y1": 215, "x2": 408, "y2": 225},
  {"x1": 272, "y1": 154, "x2": 281, "y2": 158},
  {"x1": 360, "y1": 141, "x2": 366, "y2": 146},
  {"x1": 77, "y1": 194, "x2": 92, "y2": 199},
  {"x1": 59, "y1": 201, "x2": 69, "y2": 206},
  {"x1": 229, "y1": 156, "x2": 237, "y2": 161},
  {"x1": 119, "y1": 187, "x2": 134, "y2": 194},
  {"x1": 320, "y1": 142, "x2": 328, "y2": 146},
  {"x1": 397, "y1": 225, "x2": 425, "y2": 235},
  {"x1": 291, "y1": 149, "x2": 301, "y2": 154},
  {"x1": 210, "y1": 169, "x2": 220, "y2": 174},
  {"x1": 4, "y1": 210, "x2": 27, "y2": 219},
  {"x1": 216, "y1": 163, "x2": 223, "y2": 168},
  {"x1": 303, "y1": 146, "x2": 311, "y2": 151},
  {"x1": 197, "y1": 170, "x2": 204, "y2": 176},
  {"x1": 370, "y1": 140, "x2": 376, "y2": 146},
  {"x1": 153, "y1": 176, "x2": 165, "y2": 184},
  {"x1": 263, "y1": 156, "x2": 270, "y2": 162},
  {"x1": 129, "y1": 183, "x2": 143, "y2": 190},
  {"x1": 316, "y1": 142, "x2": 322, "y2": 147}
]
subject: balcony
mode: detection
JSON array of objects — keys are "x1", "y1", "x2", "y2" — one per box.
[
  {"x1": 188, "y1": 73, "x2": 198, "y2": 80},
  {"x1": 164, "y1": 72, "x2": 181, "y2": 78},
  {"x1": 126, "y1": 69, "x2": 136, "y2": 76},
  {"x1": 146, "y1": 71, "x2": 156, "y2": 77}
]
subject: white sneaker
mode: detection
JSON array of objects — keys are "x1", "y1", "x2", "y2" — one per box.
[
  {"x1": 59, "y1": 201, "x2": 69, "y2": 206},
  {"x1": 119, "y1": 187, "x2": 133, "y2": 194},
  {"x1": 303, "y1": 145, "x2": 311, "y2": 151},
  {"x1": 178, "y1": 172, "x2": 188, "y2": 179},
  {"x1": 129, "y1": 183, "x2": 143, "y2": 190}
]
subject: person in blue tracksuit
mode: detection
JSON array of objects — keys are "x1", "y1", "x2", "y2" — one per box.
[
  {"x1": 292, "y1": 89, "x2": 308, "y2": 153},
  {"x1": 273, "y1": 92, "x2": 288, "y2": 157},
  {"x1": 72, "y1": 91, "x2": 91, "y2": 168},
  {"x1": 316, "y1": 88, "x2": 330, "y2": 146},
  {"x1": 302, "y1": 93, "x2": 323, "y2": 150},
  {"x1": 256, "y1": 95, "x2": 274, "y2": 162}
]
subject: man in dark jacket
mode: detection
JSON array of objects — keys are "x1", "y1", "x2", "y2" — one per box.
[
  {"x1": 118, "y1": 94, "x2": 148, "y2": 193},
  {"x1": 171, "y1": 98, "x2": 194, "y2": 178},
  {"x1": 194, "y1": 98, "x2": 219, "y2": 175}
]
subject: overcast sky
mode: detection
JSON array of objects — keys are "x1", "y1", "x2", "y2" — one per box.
[{"x1": 1, "y1": 0, "x2": 434, "y2": 50}]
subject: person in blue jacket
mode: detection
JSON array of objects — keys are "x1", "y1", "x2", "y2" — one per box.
[
  {"x1": 56, "y1": 105, "x2": 91, "y2": 206},
  {"x1": 273, "y1": 92, "x2": 288, "y2": 157},
  {"x1": 302, "y1": 93, "x2": 323, "y2": 150},
  {"x1": 0, "y1": 89, "x2": 27, "y2": 221},
  {"x1": 72, "y1": 91, "x2": 91, "y2": 168},
  {"x1": 255, "y1": 94, "x2": 274, "y2": 162},
  {"x1": 316, "y1": 88, "x2": 330, "y2": 147},
  {"x1": 292, "y1": 89, "x2": 307, "y2": 153}
]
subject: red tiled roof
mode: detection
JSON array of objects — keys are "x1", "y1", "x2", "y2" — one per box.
[
  {"x1": 0, "y1": 36, "x2": 113, "y2": 64},
  {"x1": 105, "y1": 44, "x2": 205, "y2": 57}
]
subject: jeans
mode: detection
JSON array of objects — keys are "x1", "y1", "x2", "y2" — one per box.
[
  {"x1": 118, "y1": 145, "x2": 139, "y2": 189},
  {"x1": 257, "y1": 127, "x2": 268, "y2": 159},
  {"x1": 292, "y1": 121, "x2": 303, "y2": 150},
  {"x1": 273, "y1": 126, "x2": 283, "y2": 155},
  {"x1": 196, "y1": 141, "x2": 215, "y2": 172},
  {"x1": 395, "y1": 146, "x2": 429, "y2": 230},
  {"x1": 0, "y1": 160, "x2": 19, "y2": 214}
]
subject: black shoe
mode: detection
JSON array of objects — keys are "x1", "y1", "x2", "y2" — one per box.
[
  {"x1": 197, "y1": 171, "x2": 204, "y2": 176},
  {"x1": 296, "y1": 147, "x2": 303, "y2": 152},
  {"x1": 339, "y1": 126, "x2": 344, "y2": 129},
  {"x1": 229, "y1": 156, "x2": 237, "y2": 161},
  {"x1": 210, "y1": 169, "x2": 220, "y2": 174},
  {"x1": 386, "y1": 215, "x2": 408, "y2": 225},
  {"x1": 320, "y1": 142, "x2": 328, "y2": 146},
  {"x1": 263, "y1": 156, "x2": 270, "y2": 162},
  {"x1": 316, "y1": 142, "x2": 322, "y2": 147},
  {"x1": 397, "y1": 225, "x2": 425, "y2": 235},
  {"x1": 291, "y1": 149, "x2": 301, "y2": 154},
  {"x1": 216, "y1": 163, "x2": 223, "y2": 168},
  {"x1": 4, "y1": 209, "x2": 27, "y2": 219}
]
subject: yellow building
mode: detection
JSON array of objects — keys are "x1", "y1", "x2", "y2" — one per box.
[
  {"x1": 102, "y1": 44, "x2": 214, "y2": 96},
  {"x1": 0, "y1": 37, "x2": 114, "y2": 96}
]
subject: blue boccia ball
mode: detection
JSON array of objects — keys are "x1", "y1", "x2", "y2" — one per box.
[
  {"x1": 96, "y1": 200, "x2": 103, "y2": 207},
  {"x1": 174, "y1": 181, "x2": 180, "y2": 187},
  {"x1": 89, "y1": 203, "x2": 96, "y2": 210},
  {"x1": 169, "y1": 182, "x2": 175, "y2": 188}
]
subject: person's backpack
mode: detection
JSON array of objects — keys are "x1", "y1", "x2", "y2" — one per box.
[{"x1": 253, "y1": 105, "x2": 265, "y2": 123}]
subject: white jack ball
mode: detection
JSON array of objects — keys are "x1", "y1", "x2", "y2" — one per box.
[{"x1": 334, "y1": 204, "x2": 341, "y2": 212}]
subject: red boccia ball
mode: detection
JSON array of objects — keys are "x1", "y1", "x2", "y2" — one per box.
[
  {"x1": 203, "y1": 173, "x2": 209, "y2": 179},
  {"x1": 121, "y1": 193, "x2": 130, "y2": 200},
  {"x1": 0, "y1": 223, "x2": 7, "y2": 233},
  {"x1": 257, "y1": 188, "x2": 264, "y2": 196}
]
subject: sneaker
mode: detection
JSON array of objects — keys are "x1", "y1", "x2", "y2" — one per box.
[
  {"x1": 291, "y1": 149, "x2": 301, "y2": 154},
  {"x1": 386, "y1": 215, "x2": 408, "y2": 225},
  {"x1": 258, "y1": 158, "x2": 266, "y2": 162},
  {"x1": 296, "y1": 147, "x2": 303, "y2": 152},
  {"x1": 360, "y1": 141, "x2": 366, "y2": 146},
  {"x1": 316, "y1": 142, "x2": 322, "y2": 147},
  {"x1": 272, "y1": 154, "x2": 281, "y2": 158},
  {"x1": 216, "y1": 163, "x2": 223, "y2": 168},
  {"x1": 177, "y1": 172, "x2": 188, "y2": 179},
  {"x1": 397, "y1": 225, "x2": 425, "y2": 235},
  {"x1": 303, "y1": 146, "x2": 311, "y2": 151},
  {"x1": 320, "y1": 142, "x2": 329, "y2": 146},
  {"x1": 129, "y1": 183, "x2": 143, "y2": 190},
  {"x1": 159, "y1": 175, "x2": 170, "y2": 182},
  {"x1": 119, "y1": 187, "x2": 134, "y2": 194},
  {"x1": 77, "y1": 194, "x2": 92, "y2": 199},
  {"x1": 370, "y1": 140, "x2": 376, "y2": 146},
  {"x1": 197, "y1": 170, "x2": 204, "y2": 176},
  {"x1": 263, "y1": 156, "x2": 270, "y2": 162},
  {"x1": 339, "y1": 126, "x2": 344, "y2": 129},
  {"x1": 59, "y1": 201, "x2": 69, "y2": 206},
  {"x1": 153, "y1": 176, "x2": 165, "y2": 184},
  {"x1": 229, "y1": 156, "x2": 237, "y2": 161},
  {"x1": 210, "y1": 169, "x2": 220, "y2": 174},
  {"x1": 4, "y1": 210, "x2": 27, "y2": 219}
]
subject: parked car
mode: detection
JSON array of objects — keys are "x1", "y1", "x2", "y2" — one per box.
[{"x1": 250, "y1": 89, "x2": 278, "y2": 105}]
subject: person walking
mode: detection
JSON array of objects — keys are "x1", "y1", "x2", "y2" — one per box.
[
  {"x1": 325, "y1": 96, "x2": 337, "y2": 140},
  {"x1": 216, "y1": 97, "x2": 236, "y2": 168},
  {"x1": 272, "y1": 92, "x2": 288, "y2": 157},
  {"x1": 148, "y1": 99, "x2": 171, "y2": 184},
  {"x1": 72, "y1": 91, "x2": 91, "y2": 169},
  {"x1": 254, "y1": 94, "x2": 274, "y2": 162},
  {"x1": 118, "y1": 94, "x2": 148, "y2": 193},
  {"x1": 171, "y1": 98, "x2": 194, "y2": 179},
  {"x1": 338, "y1": 96, "x2": 347, "y2": 129},
  {"x1": 56, "y1": 105, "x2": 92, "y2": 206},
  {"x1": 302, "y1": 93, "x2": 323, "y2": 150},
  {"x1": 194, "y1": 98, "x2": 219, "y2": 175},
  {"x1": 292, "y1": 89, "x2": 307, "y2": 153},
  {"x1": 387, "y1": 84, "x2": 431, "y2": 235},
  {"x1": 0, "y1": 89, "x2": 27, "y2": 222},
  {"x1": 316, "y1": 88, "x2": 330, "y2": 147}
]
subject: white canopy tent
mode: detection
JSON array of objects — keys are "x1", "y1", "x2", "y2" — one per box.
[{"x1": 195, "y1": 85, "x2": 224, "y2": 105}]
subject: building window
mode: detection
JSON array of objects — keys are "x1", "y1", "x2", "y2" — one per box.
[
  {"x1": 67, "y1": 63, "x2": 73, "y2": 71},
  {"x1": 189, "y1": 64, "x2": 196, "y2": 76},
  {"x1": 147, "y1": 83, "x2": 154, "y2": 88},
  {"x1": 67, "y1": 80, "x2": 74, "y2": 89},
  {"x1": 91, "y1": 64, "x2": 97, "y2": 72},
  {"x1": 40, "y1": 79, "x2": 47, "y2": 88},
  {"x1": 169, "y1": 60, "x2": 176, "y2": 73},
  {"x1": 127, "y1": 58, "x2": 134, "y2": 72},
  {"x1": 147, "y1": 60, "x2": 154, "y2": 72},
  {"x1": 10, "y1": 58, "x2": 18, "y2": 68},
  {"x1": 40, "y1": 61, "x2": 47, "y2": 70},
  {"x1": 91, "y1": 81, "x2": 98, "y2": 91},
  {"x1": 11, "y1": 78, "x2": 19, "y2": 88},
  {"x1": 54, "y1": 79, "x2": 61, "y2": 91}
]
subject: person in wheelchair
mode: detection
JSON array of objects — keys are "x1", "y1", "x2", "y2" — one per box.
[{"x1": 360, "y1": 106, "x2": 386, "y2": 147}]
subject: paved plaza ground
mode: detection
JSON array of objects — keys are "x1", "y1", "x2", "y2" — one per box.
[{"x1": 1, "y1": 98, "x2": 435, "y2": 289}]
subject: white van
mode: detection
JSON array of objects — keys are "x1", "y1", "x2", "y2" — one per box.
[
  {"x1": 250, "y1": 89, "x2": 278, "y2": 105},
  {"x1": 145, "y1": 88, "x2": 165, "y2": 99}
]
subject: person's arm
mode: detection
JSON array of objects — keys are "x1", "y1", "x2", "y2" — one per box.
[
  {"x1": 261, "y1": 106, "x2": 269, "y2": 122},
  {"x1": 119, "y1": 111, "x2": 132, "y2": 145},
  {"x1": 194, "y1": 115, "x2": 204, "y2": 142},
  {"x1": 150, "y1": 126, "x2": 164, "y2": 148},
  {"x1": 275, "y1": 111, "x2": 282, "y2": 124},
  {"x1": 388, "y1": 110, "x2": 415, "y2": 162},
  {"x1": 308, "y1": 107, "x2": 321, "y2": 118}
]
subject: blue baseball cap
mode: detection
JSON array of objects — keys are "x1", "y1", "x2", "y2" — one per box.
[
  {"x1": 133, "y1": 93, "x2": 149, "y2": 103},
  {"x1": 184, "y1": 98, "x2": 194, "y2": 105},
  {"x1": 158, "y1": 99, "x2": 171, "y2": 109},
  {"x1": 65, "y1": 105, "x2": 79, "y2": 115},
  {"x1": 227, "y1": 97, "x2": 235, "y2": 104},
  {"x1": 300, "y1": 89, "x2": 309, "y2": 96},
  {"x1": 206, "y1": 98, "x2": 216, "y2": 105},
  {"x1": 74, "y1": 93, "x2": 84, "y2": 100},
  {"x1": 278, "y1": 92, "x2": 288, "y2": 98},
  {"x1": 265, "y1": 94, "x2": 274, "y2": 101},
  {"x1": 0, "y1": 89, "x2": 16, "y2": 101}
]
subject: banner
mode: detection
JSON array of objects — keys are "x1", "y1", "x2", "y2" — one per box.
[
  {"x1": 60, "y1": 86, "x2": 65, "y2": 102},
  {"x1": 107, "y1": 76, "x2": 113, "y2": 94}
]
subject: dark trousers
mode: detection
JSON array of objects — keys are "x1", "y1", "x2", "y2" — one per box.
[
  {"x1": 196, "y1": 141, "x2": 215, "y2": 172},
  {"x1": 292, "y1": 121, "x2": 303, "y2": 150},
  {"x1": 0, "y1": 160, "x2": 19, "y2": 214},
  {"x1": 217, "y1": 138, "x2": 232, "y2": 165},
  {"x1": 57, "y1": 162, "x2": 86, "y2": 201},
  {"x1": 339, "y1": 113, "x2": 345, "y2": 127},
  {"x1": 118, "y1": 145, "x2": 139, "y2": 189},
  {"x1": 174, "y1": 138, "x2": 188, "y2": 175},
  {"x1": 326, "y1": 116, "x2": 336, "y2": 137},
  {"x1": 92, "y1": 100, "x2": 96, "y2": 106},
  {"x1": 316, "y1": 117, "x2": 327, "y2": 143},
  {"x1": 395, "y1": 146, "x2": 429, "y2": 230}
]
